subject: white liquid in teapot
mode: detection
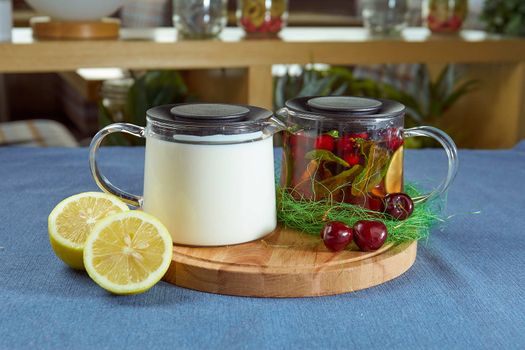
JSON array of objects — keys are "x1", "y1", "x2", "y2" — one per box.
[{"x1": 142, "y1": 136, "x2": 277, "y2": 246}]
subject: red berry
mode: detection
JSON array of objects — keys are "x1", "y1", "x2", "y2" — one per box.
[
  {"x1": 384, "y1": 193, "x2": 414, "y2": 220},
  {"x1": 321, "y1": 221, "x2": 353, "y2": 252},
  {"x1": 365, "y1": 195, "x2": 384, "y2": 212},
  {"x1": 314, "y1": 134, "x2": 335, "y2": 152},
  {"x1": 383, "y1": 128, "x2": 403, "y2": 151},
  {"x1": 353, "y1": 220, "x2": 388, "y2": 251},
  {"x1": 343, "y1": 151, "x2": 361, "y2": 166},
  {"x1": 336, "y1": 135, "x2": 355, "y2": 154}
]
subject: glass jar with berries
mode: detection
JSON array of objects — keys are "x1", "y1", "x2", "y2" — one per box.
[
  {"x1": 237, "y1": 0, "x2": 288, "y2": 38},
  {"x1": 277, "y1": 96, "x2": 459, "y2": 210},
  {"x1": 427, "y1": 0, "x2": 468, "y2": 34}
]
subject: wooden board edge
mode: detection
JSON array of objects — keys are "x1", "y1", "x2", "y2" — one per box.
[{"x1": 163, "y1": 241, "x2": 417, "y2": 298}]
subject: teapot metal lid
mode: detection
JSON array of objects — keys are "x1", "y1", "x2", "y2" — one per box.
[
  {"x1": 284, "y1": 96, "x2": 405, "y2": 121},
  {"x1": 146, "y1": 103, "x2": 273, "y2": 137}
]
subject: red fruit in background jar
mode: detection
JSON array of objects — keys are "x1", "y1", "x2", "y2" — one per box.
[
  {"x1": 314, "y1": 134, "x2": 335, "y2": 152},
  {"x1": 448, "y1": 15, "x2": 463, "y2": 30},
  {"x1": 321, "y1": 221, "x2": 353, "y2": 252},
  {"x1": 258, "y1": 20, "x2": 270, "y2": 32},
  {"x1": 353, "y1": 220, "x2": 388, "y2": 251},
  {"x1": 384, "y1": 193, "x2": 414, "y2": 220},
  {"x1": 241, "y1": 18, "x2": 256, "y2": 32},
  {"x1": 267, "y1": 17, "x2": 282, "y2": 32}
]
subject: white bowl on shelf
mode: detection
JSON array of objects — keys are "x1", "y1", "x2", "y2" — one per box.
[{"x1": 26, "y1": 0, "x2": 126, "y2": 21}]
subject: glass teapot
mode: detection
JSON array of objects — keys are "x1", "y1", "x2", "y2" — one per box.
[{"x1": 277, "y1": 96, "x2": 458, "y2": 209}]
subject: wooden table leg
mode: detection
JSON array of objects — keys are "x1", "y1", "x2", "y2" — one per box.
[
  {"x1": 514, "y1": 62, "x2": 525, "y2": 143},
  {"x1": 0, "y1": 74, "x2": 8, "y2": 122},
  {"x1": 246, "y1": 65, "x2": 273, "y2": 110}
]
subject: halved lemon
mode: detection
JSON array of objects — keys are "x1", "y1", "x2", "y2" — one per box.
[
  {"x1": 385, "y1": 146, "x2": 404, "y2": 193},
  {"x1": 83, "y1": 211, "x2": 173, "y2": 295},
  {"x1": 48, "y1": 192, "x2": 129, "y2": 269}
]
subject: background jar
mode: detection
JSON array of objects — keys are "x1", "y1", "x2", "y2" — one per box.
[
  {"x1": 361, "y1": 0, "x2": 408, "y2": 37},
  {"x1": 173, "y1": 0, "x2": 227, "y2": 39},
  {"x1": 427, "y1": 0, "x2": 468, "y2": 34},
  {"x1": 237, "y1": 0, "x2": 288, "y2": 38}
]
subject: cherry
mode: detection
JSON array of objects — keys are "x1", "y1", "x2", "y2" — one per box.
[
  {"x1": 384, "y1": 193, "x2": 414, "y2": 220},
  {"x1": 314, "y1": 134, "x2": 335, "y2": 152},
  {"x1": 321, "y1": 221, "x2": 353, "y2": 252},
  {"x1": 353, "y1": 220, "x2": 388, "y2": 251},
  {"x1": 344, "y1": 194, "x2": 383, "y2": 211},
  {"x1": 365, "y1": 195, "x2": 384, "y2": 212}
]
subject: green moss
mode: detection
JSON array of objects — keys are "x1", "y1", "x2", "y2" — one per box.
[{"x1": 276, "y1": 184, "x2": 441, "y2": 244}]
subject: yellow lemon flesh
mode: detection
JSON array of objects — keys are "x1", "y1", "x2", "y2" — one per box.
[
  {"x1": 83, "y1": 211, "x2": 173, "y2": 295},
  {"x1": 385, "y1": 146, "x2": 404, "y2": 194},
  {"x1": 48, "y1": 192, "x2": 129, "y2": 269}
]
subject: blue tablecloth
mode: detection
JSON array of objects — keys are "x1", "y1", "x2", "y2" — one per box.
[{"x1": 1, "y1": 144, "x2": 524, "y2": 349}]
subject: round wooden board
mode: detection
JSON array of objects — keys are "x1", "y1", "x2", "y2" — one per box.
[
  {"x1": 163, "y1": 226, "x2": 417, "y2": 297},
  {"x1": 31, "y1": 17, "x2": 120, "y2": 40}
]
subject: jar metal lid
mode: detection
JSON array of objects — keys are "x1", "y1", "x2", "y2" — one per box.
[
  {"x1": 146, "y1": 103, "x2": 273, "y2": 138},
  {"x1": 306, "y1": 96, "x2": 383, "y2": 114},
  {"x1": 285, "y1": 96, "x2": 405, "y2": 121},
  {"x1": 170, "y1": 103, "x2": 251, "y2": 120}
]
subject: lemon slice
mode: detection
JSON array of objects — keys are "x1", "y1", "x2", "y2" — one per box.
[
  {"x1": 48, "y1": 192, "x2": 129, "y2": 269},
  {"x1": 83, "y1": 211, "x2": 173, "y2": 295},
  {"x1": 385, "y1": 146, "x2": 404, "y2": 193}
]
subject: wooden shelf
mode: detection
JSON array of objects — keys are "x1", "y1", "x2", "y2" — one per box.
[
  {"x1": 1, "y1": 27, "x2": 525, "y2": 148},
  {"x1": 1, "y1": 27, "x2": 525, "y2": 72}
]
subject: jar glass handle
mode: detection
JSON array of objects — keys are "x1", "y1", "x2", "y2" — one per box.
[
  {"x1": 404, "y1": 126, "x2": 459, "y2": 203},
  {"x1": 89, "y1": 123, "x2": 145, "y2": 207}
]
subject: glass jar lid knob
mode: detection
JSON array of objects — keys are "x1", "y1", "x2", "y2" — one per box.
[
  {"x1": 170, "y1": 103, "x2": 250, "y2": 121},
  {"x1": 306, "y1": 96, "x2": 383, "y2": 114}
]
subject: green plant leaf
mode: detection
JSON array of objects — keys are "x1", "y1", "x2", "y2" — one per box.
[
  {"x1": 314, "y1": 164, "x2": 363, "y2": 197},
  {"x1": 351, "y1": 144, "x2": 390, "y2": 196},
  {"x1": 326, "y1": 130, "x2": 339, "y2": 138},
  {"x1": 305, "y1": 149, "x2": 349, "y2": 167}
]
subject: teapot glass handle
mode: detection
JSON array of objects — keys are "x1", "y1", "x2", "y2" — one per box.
[
  {"x1": 404, "y1": 126, "x2": 459, "y2": 203},
  {"x1": 89, "y1": 123, "x2": 145, "y2": 207}
]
